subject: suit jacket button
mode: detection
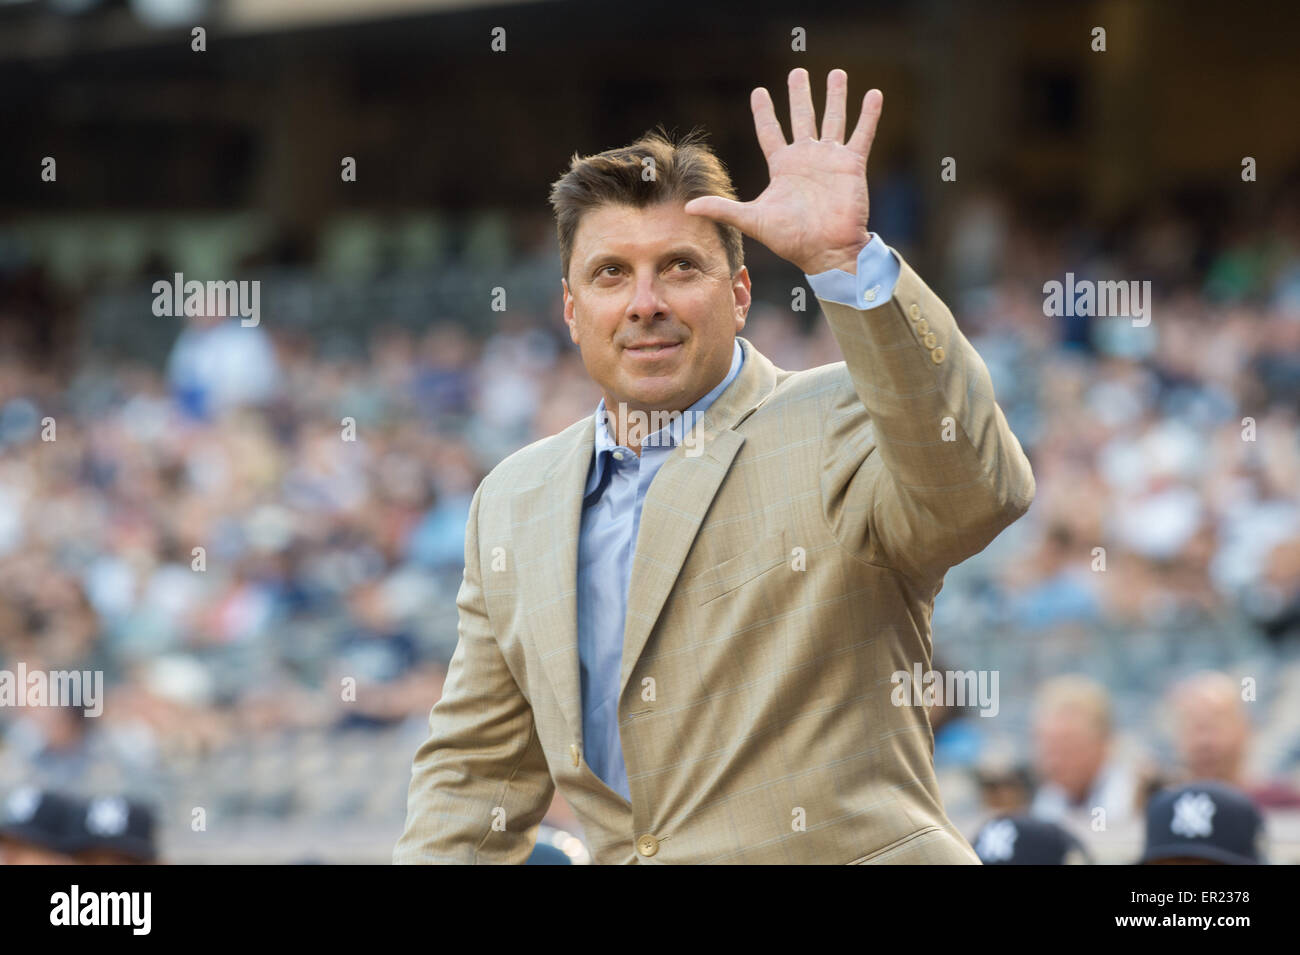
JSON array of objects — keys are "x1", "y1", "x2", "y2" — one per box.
[
  {"x1": 909, "y1": 302, "x2": 921, "y2": 321},
  {"x1": 570, "y1": 743, "x2": 581, "y2": 767},
  {"x1": 931, "y1": 346, "x2": 946, "y2": 364},
  {"x1": 636, "y1": 834, "x2": 659, "y2": 857},
  {"x1": 915, "y1": 318, "x2": 930, "y2": 335},
  {"x1": 923, "y1": 332, "x2": 938, "y2": 349}
]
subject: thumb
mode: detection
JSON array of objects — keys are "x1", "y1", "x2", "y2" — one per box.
[{"x1": 683, "y1": 195, "x2": 754, "y2": 233}]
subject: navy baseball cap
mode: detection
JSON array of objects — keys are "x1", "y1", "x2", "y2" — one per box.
[
  {"x1": 973, "y1": 814, "x2": 1094, "y2": 864},
  {"x1": 76, "y1": 795, "x2": 159, "y2": 863},
  {"x1": 1140, "y1": 781, "x2": 1265, "y2": 865},
  {"x1": 526, "y1": 841, "x2": 573, "y2": 864},
  {"x1": 0, "y1": 786, "x2": 86, "y2": 855}
]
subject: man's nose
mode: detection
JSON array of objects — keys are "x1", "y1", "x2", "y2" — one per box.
[{"x1": 626, "y1": 273, "x2": 669, "y2": 321}]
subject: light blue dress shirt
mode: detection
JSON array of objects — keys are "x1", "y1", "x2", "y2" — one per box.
[{"x1": 575, "y1": 233, "x2": 901, "y2": 801}]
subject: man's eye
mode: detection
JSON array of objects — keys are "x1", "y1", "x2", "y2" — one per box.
[
  {"x1": 598, "y1": 265, "x2": 619, "y2": 277},
  {"x1": 673, "y1": 259, "x2": 694, "y2": 271}
]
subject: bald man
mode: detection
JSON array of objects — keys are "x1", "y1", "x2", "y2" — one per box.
[
  {"x1": 1170, "y1": 672, "x2": 1251, "y2": 785},
  {"x1": 1167, "y1": 670, "x2": 1300, "y2": 808}
]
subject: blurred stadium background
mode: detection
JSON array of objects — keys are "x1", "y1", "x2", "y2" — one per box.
[{"x1": 1, "y1": 0, "x2": 1299, "y2": 863}]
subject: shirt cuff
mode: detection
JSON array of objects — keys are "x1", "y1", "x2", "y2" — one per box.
[{"x1": 803, "y1": 233, "x2": 901, "y2": 310}]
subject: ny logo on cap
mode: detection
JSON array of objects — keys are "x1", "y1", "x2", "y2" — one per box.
[
  {"x1": 1170, "y1": 791, "x2": 1216, "y2": 839},
  {"x1": 86, "y1": 796, "x2": 129, "y2": 836},
  {"x1": 975, "y1": 818, "x2": 1018, "y2": 862}
]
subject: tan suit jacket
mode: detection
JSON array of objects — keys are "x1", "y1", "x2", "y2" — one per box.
[{"x1": 395, "y1": 251, "x2": 1035, "y2": 864}]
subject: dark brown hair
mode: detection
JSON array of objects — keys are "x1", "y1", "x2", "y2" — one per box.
[{"x1": 548, "y1": 124, "x2": 744, "y2": 284}]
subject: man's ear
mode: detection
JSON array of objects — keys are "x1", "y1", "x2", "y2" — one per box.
[
  {"x1": 562, "y1": 277, "x2": 580, "y2": 344},
  {"x1": 732, "y1": 266, "x2": 752, "y2": 331}
]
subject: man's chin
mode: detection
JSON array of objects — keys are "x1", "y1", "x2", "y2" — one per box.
[{"x1": 613, "y1": 381, "x2": 685, "y2": 415}]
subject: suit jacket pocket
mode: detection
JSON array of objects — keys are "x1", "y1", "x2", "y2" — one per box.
[
  {"x1": 694, "y1": 529, "x2": 788, "y2": 606},
  {"x1": 846, "y1": 826, "x2": 942, "y2": 864}
]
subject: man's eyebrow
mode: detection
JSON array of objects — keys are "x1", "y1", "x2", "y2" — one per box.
[
  {"x1": 582, "y1": 245, "x2": 713, "y2": 271},
  {"x1": 661, "y1": 246, "x2": 711, "y2": 263}
]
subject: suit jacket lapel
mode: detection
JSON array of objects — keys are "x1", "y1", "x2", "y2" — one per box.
[{"x1": 512, "y1": 415, "x2": 594, "y2": 751}]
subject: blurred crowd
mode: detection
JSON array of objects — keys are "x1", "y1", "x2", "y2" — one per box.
[{"x1": 1, "y1": 177, "x2": 1299, "y2": 862}]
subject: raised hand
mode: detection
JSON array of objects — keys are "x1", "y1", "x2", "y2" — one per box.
[{"x1": 684, "y1": 67, "x2": 882, "y2": 276}]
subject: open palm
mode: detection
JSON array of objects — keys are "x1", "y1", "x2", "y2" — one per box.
[{"x1": 684, "y1": 68, "x2": 882, "y2": 276}]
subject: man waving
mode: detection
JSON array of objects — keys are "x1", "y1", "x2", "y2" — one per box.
[{"x1": 396, "y1": 68, "x2": 1034, "y2": 864}]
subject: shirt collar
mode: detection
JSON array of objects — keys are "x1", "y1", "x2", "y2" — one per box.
[{"x1": 585, "y1": 337, "x2": 744, "y2": 499}]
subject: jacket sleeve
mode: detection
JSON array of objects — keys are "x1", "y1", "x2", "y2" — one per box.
[
  {"x1": 393, "y1": 481, "x2": 555, "y2": 863},
  {"x1": 818, "y1": 252, "x2": 1035, "y2": 588}
]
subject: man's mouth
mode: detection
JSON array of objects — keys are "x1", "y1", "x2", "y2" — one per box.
[{"x1": 625, "y1": 341, "x2": 682, "y2": 356}]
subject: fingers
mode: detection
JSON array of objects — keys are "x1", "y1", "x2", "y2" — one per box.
[
  {"x1": 846, "y1": 88, "x2": 884, "y2": 159},
  {"x1": 820, "y1": 69, "x2": 848, "y2": 143},
  {"x1": 754, "y1": 70, "x2": 880, "y2": 158},
  {"x1": 749, "y1": 86, "x2": 787, "y2": 160},
  {"x1": 787, "y1": 67, "x2": 818, "y2": 142}
]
